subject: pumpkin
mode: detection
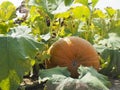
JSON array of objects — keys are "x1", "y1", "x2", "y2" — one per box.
[{"x1": 46, "y1": 36, "x2": 100, "y2": 78}]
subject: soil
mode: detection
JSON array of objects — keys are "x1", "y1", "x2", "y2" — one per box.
[
  {"x1": 18, "y1": 78, "x2": 44, "y2": 90},
  {"x1": 110, "y1": 78, "x2": 120, "y2": 90}
]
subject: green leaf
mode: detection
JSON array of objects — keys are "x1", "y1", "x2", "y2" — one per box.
[
  {"x1": 64, "y1": 0, "x2": 73, "y2": 6},
  {"x1": 0, "y1": 20, "x2": 15, "y2": 34},
  {"x1": 109, "y1": 19, "x2": 120, "y2": 36},
  {"x1": 39, "y1": 66, "x2": 111, "y2": 90},
  {"x1": 28, "y1": 0, "x2": 72, "y2": 15},
  {"x1": 96, "y1": 33, "x2": 120, "y2": 50},
  {"x1": 39, "y1": 66, "x2": 70, "y2": 79},
  {"x1": 78, "y1": 66, "x2": 111, "y2": 89},
  {"x1": 0, "y1": 22, "x2": 9, "y2": 34},
  {"x1": 28, "y1": 0, "x2": 63, "y2": 13},
  {"x1": 94, "y1": 33, "x2": 120, "y2": 77},
  {"x1": 39, "y1": 66, "x2": 89, "y2": 90},
  {"x1": 0, "y1": 1, "x2": 16, "y2": 21},
  {"x1": 45, "y1": 75, "x2": 89, "y2": 90},
  {"x1": 0, "y1": 26, "x2": 45, "y2": 90}
]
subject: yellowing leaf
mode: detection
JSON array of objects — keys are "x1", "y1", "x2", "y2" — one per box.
[
  {"x1": 0, "y1": 1, "x2": 16, "y2": 21},
  {"x1": 105, "y1": 7, "x2": 116, "y2": 17},
  {"x1": 71, "y1": 6, "x2": 90, "y2": 20},
  {"x1": 93, "y1": 9, "x2": 106, "y2": 18},
  {"x1": 55, "y1": 11, "x2": 70, "y2": 18}
]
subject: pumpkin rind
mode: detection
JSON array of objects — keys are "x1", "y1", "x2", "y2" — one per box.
[{"x1": 46, "y1": 36, "x2": 100, "y2": 78}]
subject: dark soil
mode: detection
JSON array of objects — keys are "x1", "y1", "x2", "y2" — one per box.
[
  {"x1": 110, "y1": 78, "x2": 120, "y2": 90},
  {"x1": 18, "y1": 78, "x2": 44, "y2": 90}
]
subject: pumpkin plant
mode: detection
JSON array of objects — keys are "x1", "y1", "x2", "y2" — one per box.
[
  {"x1": 0, "y1": 26, "x2": 45, "y2": 90},
  {"x1": 39, "y1": 66, "x2": 111, "y2": 90},
  {"x1": 94, "y1": 33, "x2": 120, "y2": 78},
  {"x1": 46, "y1": 36, "x2": 100, "y2": 77}
]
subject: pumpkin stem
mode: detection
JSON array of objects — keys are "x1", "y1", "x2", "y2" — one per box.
[{"x1": 72, "y1": 60, "x2": 78, "y2": 67}]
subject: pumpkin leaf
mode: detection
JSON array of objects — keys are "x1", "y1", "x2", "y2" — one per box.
[
  {"x1": 39, "y1": 67, "x2": 89, "y2": 90},
  {"x1": 39, "y1": 66, "x2": 111, "y2": 90},
  {"x1": 39, "y1": 66, "x2": 70, "y2": 80},
  {"x1": 94, "y1": 33, "x2": 120, "y2": 77},
  {"x1": 0, "y1": 26, "x2": 45, "y2": 90},
  {"x1": 95, "y1": 33, "x2": 120, "y2": 50},
  {"x1": 28, "y1": 0, "x2": 72, "y2": 15},
  {"x1": 45, "y1": 75, "x2": 89, "y2": 90},
  {"x1": 78, "y1": 66, "x2": 111, "y2": 89}
]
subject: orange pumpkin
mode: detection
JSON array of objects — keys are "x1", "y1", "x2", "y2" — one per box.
[{"x1": 46, "y1": 36, "x2": 100, "y2": 78}]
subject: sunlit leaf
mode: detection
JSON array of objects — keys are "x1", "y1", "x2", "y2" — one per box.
[
  {"x1": 0, "y1": 1, "x2": 16, "y2": 21},
  {"x1": 29, "y1": 6, "x2": 41, "y2": 22},
  {"x1": 93, "y1": 9, "x2": 106, "y2": 18},
  {"x1": 0, "y1": 22, "x2": 8, "y2": 34},
  {"x1": 105, "y1": 7, "x2": 116, "y2": 17},
  {"x1": 0, "y1": 20, "x2": 14, "y2": 34},
  {"x1": 71, "y1": 6, "x2": 90, "y2": 20},
  {"x1": 55, "y1": 11, "x2": 70, "y2": 18}
]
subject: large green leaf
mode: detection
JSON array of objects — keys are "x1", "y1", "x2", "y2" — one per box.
[
  {"x1": 0, "y1": 26, "x2": 45, "y2": 90},
  {"x1": 39, "y1": 66, "x2": 70, "y2": 79},
  {"x1": 45, "y1": 75, "x2": 89, "y2": 90},
  {"x1": 39, "y1": 66, "x2": 111, "y2": 90},
  {"x1": 78, "y1": 66, "x2": 111, "y2": 89},
  {"x1": 28, "y1": 0, "x2": 63, "y2": 13}
]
